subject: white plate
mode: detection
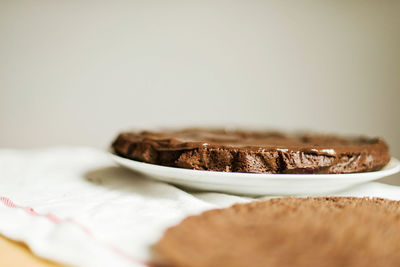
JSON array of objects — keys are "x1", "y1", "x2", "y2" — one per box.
[{"x1": 110, "y1": 152, "x2": 400, "y2": 196}]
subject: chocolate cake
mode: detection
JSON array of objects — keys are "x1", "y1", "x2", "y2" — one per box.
[
  {"x1": 154, "y1": 197, "x2": 400, "y2": 267},
  {"x1": 112, "y1": 128, "x2": 390, "y2": 174}
]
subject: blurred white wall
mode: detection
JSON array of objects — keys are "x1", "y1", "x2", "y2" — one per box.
[{"x1": 0, "y1": 1, "x2": 399, "y2": 183}]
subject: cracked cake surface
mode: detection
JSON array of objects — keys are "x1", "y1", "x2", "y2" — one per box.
[{"x1": 112, "y1": 128, "x2": 390, "y2": 174}]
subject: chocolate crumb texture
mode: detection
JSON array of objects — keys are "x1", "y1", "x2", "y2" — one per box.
[
  {"x1": 154, "y1": 197, "x2": 400, "y2": 267},
  {"x1": 112, "y1": 128, "x2": 390, "y2": 174}
]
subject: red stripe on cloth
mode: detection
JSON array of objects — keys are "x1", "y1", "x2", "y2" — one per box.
[
  {"x1": 0, "y1": 197, "x2": 60, "y2": 223},
  {"x1": 0, "y1": 196, "x2": 17, "y2": 208},
  {"x1": 0, "y1": 196, "x2": 151, "y2": 266}
]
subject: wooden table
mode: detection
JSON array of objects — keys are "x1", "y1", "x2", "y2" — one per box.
[{"x1": 0, "y1": 235, "x2": 63, "y2": 267}]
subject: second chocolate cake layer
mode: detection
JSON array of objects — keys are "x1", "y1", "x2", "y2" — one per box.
[
  {"x1": 112, "y1": 128, "x2": 390, "y2": 174},
  {"x1": 154, "y1": 197, "x2": 400, "y2": 267}
]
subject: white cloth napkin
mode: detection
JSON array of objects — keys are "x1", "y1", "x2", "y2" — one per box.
[{"x1": 0, "y1": 147, "x2": 399, "y2": 267}]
